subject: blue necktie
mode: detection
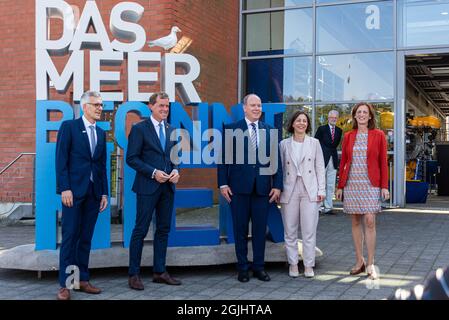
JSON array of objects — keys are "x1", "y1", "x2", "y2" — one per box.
[{"x1": 158, "y1": 122, "x2": 166, "y2": 150}]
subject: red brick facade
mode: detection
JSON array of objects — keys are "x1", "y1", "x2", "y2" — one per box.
[{"x1": 0, "y1": 0, "x2": 239, "y2": 203}]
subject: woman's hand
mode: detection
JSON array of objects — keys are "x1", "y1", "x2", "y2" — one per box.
[
  {"x1": 381, "y1": 188, "x2": 390, "y2": 201},
  {"x1": 336, "y1": 188, "x2": 343, "y2": 201},
  {"x1": 317, "y1": 195, "x2": 325, "y2": 202}
]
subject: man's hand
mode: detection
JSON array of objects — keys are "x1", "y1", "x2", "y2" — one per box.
[
  {"x1": 220, "y1": 186, "x2": 233, "y2": 203},
  {"x1": 99, "y1": 196, "x2": 108, "y2": 212},
  {"x1": 336, "y1": 188, "x2": 343, "y2": 201},
  {"x1": 61, "y1": 190, "x2": 73, "y2": 208},
  {"x1": 168, "y1": 170, "x2": 180, "y2": 184},
  {"x1": 154, "y1": 170, "x2": 170, "y2": 183},
  {"x1": 269, "y1": 188, "x2": 281, "y2": 203}
]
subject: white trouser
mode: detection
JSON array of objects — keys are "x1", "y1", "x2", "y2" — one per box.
[
  {"x1": 280, "y1": 177, "x2": 319, "y2": 268},
  {"x1": 323, "y1": 159, "x2": 337, "y2": 211}
]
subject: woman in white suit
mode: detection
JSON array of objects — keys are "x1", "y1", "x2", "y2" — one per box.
[{"x1": 279, "y1": 111, "x2": 326, "y2": 278}]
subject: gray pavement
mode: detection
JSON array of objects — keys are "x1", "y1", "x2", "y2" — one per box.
[{"x1": 1, "y1": 207, "x2": 449, "y2": 300}]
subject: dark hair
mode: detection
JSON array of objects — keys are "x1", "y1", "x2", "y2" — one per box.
[
  {"x1": 149, "y1": 92, "x2": 169, "y2": 105},
  {"x1": 286, "y1": 111, "x2": 311, "y2": 134},
  {"x1": 352, "y1": 102, "x2": 376, "y2": 130}
]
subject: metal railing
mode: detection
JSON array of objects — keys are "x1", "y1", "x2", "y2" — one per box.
[{"x1": 0, "y1": 152, "x2": 36, "y2": 216}]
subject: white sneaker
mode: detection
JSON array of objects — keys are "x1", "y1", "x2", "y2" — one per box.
[
  {"x1": 304, "y1": 267, "x2": 314, "y2": 278},
  {"x1": 289, "y1": 264, "x2": 299, "y2": 278}
]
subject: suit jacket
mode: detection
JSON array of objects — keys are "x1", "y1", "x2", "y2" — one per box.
[
  {"x1": 56, "y1": 118, "x2": 108, "y2": 199},
  {"x1": 217, "y1": 119, "x2": 283, "y2": 196},
  {"x1": 338, "y1": 129, "x2": 388, "y2": 189},
  {"x1": 126, "y1": 118, "x2": 179, "y2": 195},
  {"x1": 314, "y1": 124, "x2": 342, "y2": 168},
  {"x1": 279, "y1": 136, "x2": 326, "y2": 203}
]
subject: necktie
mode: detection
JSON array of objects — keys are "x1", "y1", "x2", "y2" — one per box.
[
  {"x1": 159, "y1": 122, "x2": 166, "y2": 150},
  {"x1": 89, "y1": 125, "x2": 96, "y2": 156},
  {"x1": 331, "y1": 126, "x2": 335, "y2": 143},
  {"x1": 250, "y1": 122, "x2": 257, "y2": 149}
]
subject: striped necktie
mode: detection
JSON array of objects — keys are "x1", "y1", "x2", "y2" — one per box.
[{"x1": 250, "y1": 122, "x2": 257, "y2": 149}]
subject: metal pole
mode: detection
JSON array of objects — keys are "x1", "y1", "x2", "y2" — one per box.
[{"x1": 390, "y1": 161, "x2": 393, "y2": 208}]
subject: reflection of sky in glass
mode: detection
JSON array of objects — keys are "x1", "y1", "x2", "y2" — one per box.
[
  {"x1": 399, "y1": 0, "x2": 449, "y2": 47},
  {"x1": 283, "y1": 57, "x2": 313, "y2": 102},
  {"x1": 284, "y1": 9, "x2": 313, "y2": 54},
  {"x1": 245, "y1": 0, "x2": 312, "y2": 10},
  {"x1": 316, "y1": 52, "x2": 394, "y2": 102},
  {"x1": 317, "y1": 1, "x2": 393, "y2": 53}
]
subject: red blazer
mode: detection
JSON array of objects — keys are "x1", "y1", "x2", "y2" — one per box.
[{"x1": 338, "y1": 129, "x2": 388, "y2": 189}]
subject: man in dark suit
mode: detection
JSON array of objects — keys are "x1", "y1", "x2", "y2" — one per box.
[
  {"x1": 314, "y1": 110, "x2": 342, "y2": 215},
  {"x1": 217, "y1": 93, "x2": 283, "y2": 283},
  {"x1": 55, "y1": 91, "x2": 109, "y2": 300},
  {"x1": 127, "y1": 92, "x2": 181, "y2": 290}
]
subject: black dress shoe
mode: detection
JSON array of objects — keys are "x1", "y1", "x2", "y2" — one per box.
[
  {"x1": 153, "y1": 272, "x2": 182, "y2": 285},
  {"x1": 253, "y1": 270, "x2": 270, "y2": 281},
  {"x1": 237, "y1": 271, "x2": 250, "y2": 283}
]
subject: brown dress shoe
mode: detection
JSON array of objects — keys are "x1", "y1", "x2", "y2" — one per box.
[
  {"x1": 75, "y1": 281, "x2": 102, "y2": 294},
  {"x1": 57, "y1": 288, "x2": 71, "y2": 300},
  {"x1": 128, "y1": 275, "x2": 144, "y2": 290},
  {"x1": 153, "y1": 272, "x2": 182, "y2": 285}
]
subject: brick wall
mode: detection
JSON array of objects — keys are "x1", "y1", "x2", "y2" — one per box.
[{"x1": 0, "y1": 0, "x2": 239, "y2": 203}]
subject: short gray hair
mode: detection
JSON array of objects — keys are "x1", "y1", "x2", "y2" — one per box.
[
  {"x1": 243, "y1": 93, "x2": 261, "y2": 105},
  {"x1": 328, "y1": 110, "x2": 339, "y2": 117},
  {"x1": 80, "y1": 91, "x2": 102, "y2": 108}
]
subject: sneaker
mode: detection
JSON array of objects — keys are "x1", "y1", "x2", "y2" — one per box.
[
  {"x1": 289, "y1": 264, "x2": 299, "y2": 278},
  {"x1": 304, "y1": 267, "x2": 315, "y2": 278}
]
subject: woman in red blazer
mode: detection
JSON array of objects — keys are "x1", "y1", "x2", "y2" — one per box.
[{"x1": 336, "y1": 102, "x2": 389, "y2": 280}]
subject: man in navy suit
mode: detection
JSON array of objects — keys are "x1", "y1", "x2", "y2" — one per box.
[
  {"x1": 127, "y1": 92, "x2": 181, "y2": 290},
  {"x1": 55, "y1": 91, "x2": 109, "y2": 300},
  {"x1": 217, "y1": 94, "x2": 283, "y2": 282},
  {"x1": 314, "y1": 110, "x2": 342, "y2": 214}
]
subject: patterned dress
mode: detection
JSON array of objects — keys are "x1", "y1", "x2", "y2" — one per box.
[{"x1": 343, "y1": 133, "x2": 381, "y2": 214}]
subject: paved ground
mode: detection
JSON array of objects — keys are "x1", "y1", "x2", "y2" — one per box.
[{"x1": 1, "y1": 206, "x2": 449, "y2": 300}]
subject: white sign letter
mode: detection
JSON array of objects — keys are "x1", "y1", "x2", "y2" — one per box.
[
  {"x1": 110, "y1": 2, "x2": 146, "y2": 52},
  {"x1": 69, "y1": 1, "x2": 112, "y2": 51},
  {"x1": 128, "y1": 52, "x2": 161, "y2": 102},
  {"x1": 90, "y1": 51, "x2": 124, "y2": 102},
  {"x1": 162, "y1": 54, "x2": 201, "y2": 103},
  {"x1": 36, "y1": 0, "x2": 75, "y2": 54},
  {"x1": 36, "y1": 49, "x2": 84, "y2": 101}
]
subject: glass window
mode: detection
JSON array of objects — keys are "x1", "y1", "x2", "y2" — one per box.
[
  {"x1": 244, "y1": 57, "x2": 313, "y2": 103},
  {"x1": 316, "y1": 52, "x2": 394, "y2": 102},
  {"x1": 244, "y1": 0, "x2": 312, "y2": 10},
  {"x1": 316, "y1": 0, "x2": 357, "y2": 4},
  {"x1": 398, "y1": 0, "x2": 449, "y2": 47},
  {"x1": 317, "y1": 1, "x2": 393, "y2": 53},
  {"x1": 314, "y1": 103, "x2": 394, "y2": 151},
  {"x1": 244, "y1": 9, "x2": 313, "y2": 56}
]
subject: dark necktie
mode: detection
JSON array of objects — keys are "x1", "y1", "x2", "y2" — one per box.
[
  {"x1": 331, "y1": 126, "x2": 335, "y2": 143},
  {"x1": 250, "y1": 123, "x2": 257, "y2": 149}
]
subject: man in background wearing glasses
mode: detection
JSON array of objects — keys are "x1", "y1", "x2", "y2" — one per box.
[{"x1": 55, "y1": 91, "x2": 109, "y2": 300}]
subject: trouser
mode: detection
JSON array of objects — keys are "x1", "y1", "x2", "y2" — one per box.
[
  {"x1": 59, "y1": 182, "x2": 100, "y2": 288},
  {"x1": 280, "y1": 177, "x2": 319, "y2": 268},
  {"x1": 230, "y1": 192, "x2": 269, "y2": 272},
  {"x1": 128, "y1": 183, "x2": 174, "y2": 276},
  {"x1": 323, "y1": 159, "x2": 337, "y2": 211}
]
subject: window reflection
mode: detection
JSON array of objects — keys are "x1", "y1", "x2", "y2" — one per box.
[
  {"x1": 244, "y1": 0, "x2": 312, "y2": 10},
  {"x1": 316, "y1": 52, "x2": 394, "y2": 102},
  {"x1": 317, "y1": 1, "x2": 393, "y2": 53},
  {"x1": 245, "y1": 57, "x2": 313, "y2": 103},
  {"x1": 398, "y1": 0, "x2": 449, "y2": 47},
  {"x1": 245, "y1": 9, "x2": 313, "y2": 56}
]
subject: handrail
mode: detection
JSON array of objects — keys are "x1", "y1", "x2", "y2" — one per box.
[{"x1": 0, "y1": 153, "x2": 36, "y2": 175}]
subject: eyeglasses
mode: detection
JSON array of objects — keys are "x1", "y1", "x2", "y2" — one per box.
[{"x1": 87, "y1": 103, "x2": 104, "y2": 109}]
